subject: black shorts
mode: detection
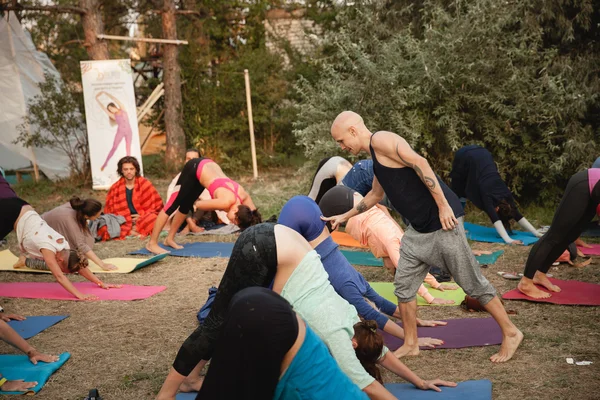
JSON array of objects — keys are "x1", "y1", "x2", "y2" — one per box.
[{"x1": 0, "y1": 197, "x2": 29, "y2": 240}]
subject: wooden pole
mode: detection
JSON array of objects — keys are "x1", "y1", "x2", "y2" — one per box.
[{"x1": 244, "y1": 69, "x2": 258, "y2": 179}]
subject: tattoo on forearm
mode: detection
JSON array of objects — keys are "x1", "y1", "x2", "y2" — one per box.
[
  {"x1": 356, "y1": 200, "x2": 368, "y2": 214},
  {"x1": 396, "y1": 144, "x2": 437, "y2": 191}
]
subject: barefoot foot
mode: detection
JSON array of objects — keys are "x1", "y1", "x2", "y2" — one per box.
[
  {"x1": 145, "y1": 242, "x2": 170, "y2": 255},
  {"x1": 533, "y1": 272, "x2": 561, "y2": 293},
  {"x1": 517, "y1": 278, "x2": 551, "y2": 299},
  {"x1": 393, "y1": 344, "x2": 420, "y2": 358},
  {"x1": 490, "y1": 329, "x2": 523, "y2": 363},
  {"x1": 13, "y1": 256, "x2": 26, "y2": 269},
  {"x1": 164, "y1": 238, "x2": 184, "y2": 250}
]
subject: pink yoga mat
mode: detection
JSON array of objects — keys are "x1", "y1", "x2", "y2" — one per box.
[
  {"x1": 577, "y1": 244, "x2": 600, "y2": 256},
  {"x1": 0, "y1": 282, "x2": 166, "y2": 301},
  {"x1": 502, "y1": 278, "x2": 600, "y2": 306},
  {"x1": 380, "y1": 317, "x2": 502, "y2": 351}
]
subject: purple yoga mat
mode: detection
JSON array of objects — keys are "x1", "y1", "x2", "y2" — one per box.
[{"x1": 380, "y1": 317, "x2": 502, "y2": 351}]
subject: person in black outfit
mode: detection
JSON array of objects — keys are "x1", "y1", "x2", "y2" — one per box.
[{"x1": 450, "y1": 145, "x2": 541, "y2": 244}]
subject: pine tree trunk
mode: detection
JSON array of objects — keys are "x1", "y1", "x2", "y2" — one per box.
[
  {"x1": 79, "y1": 0, "x2": 109, "y2": 60},
  {"x1": 162, "y1": 0, "x2": 186, "y2": 170}
]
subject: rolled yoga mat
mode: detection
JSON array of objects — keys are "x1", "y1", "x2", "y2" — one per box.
[
  {"x1": 130, "y1": 242, "x2": 235, "y2": 258},
  {"x1": 380, "y1": 317, "x2": 502, "y2": 351},
  {"x1": 0, "y1": 250, "x2": 167, "y2": 274},
  {"x1": 0, "y1": 352, "x2": 70, "y2": 395},
  {"x1": 502, "y1": 278, "x2": 600, "y2": 306},
  {"x1": 384, "y1": 379, "x2": 492, "y2": 400},
  {"x1": 0, "y1": 282, "x2": 166, "y2": 301},
  {"x1": 577, "y1": 244, "x2": 600, "y2": 256},
  {"x1": 369, "y1": 282, "x2": 466, "y2": 306},
  {"x1": 7, "y1": 315, "x2": 69, "y2": 339},
  {"x1": 464, "y1": 222, "x2": 539, "y2": 245}
]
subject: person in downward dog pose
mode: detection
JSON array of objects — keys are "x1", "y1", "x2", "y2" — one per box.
[
  {"x1": 323, "y1": 111, "x2": 522, "y2": 362},
  {"x1": 449, "y1": 145, "x2": 541, "y2": 244},
  {"x1": 146, "y1": 157, "x2": 261, "y2": 254},
  {"x1": 318, "y1": 186, "x2": 459, "y2": 304},
  {"x1": 278, "y1": 195, "x2": 448, "y2": 355},
  {"x1": 307, "y1": 156, "x2": 353, "y2": 203},
  {"x1": 518, "y1": 168, "x2": 600, "y2": 298},
  {"x1": 155, "y1": 223, "x2": 455, "y2": 400}
]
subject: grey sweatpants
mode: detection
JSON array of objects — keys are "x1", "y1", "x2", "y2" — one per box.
[{"x1": 394, "y1": 218, "x2": 496, "y2": 305}]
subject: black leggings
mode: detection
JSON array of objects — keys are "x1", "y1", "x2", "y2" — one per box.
[
  {"x1": 172, "y1": 223, "x2": 278, "y2": 376},
  {"x1": 524, "y1": 170, "x2": 600, "y2": 278},
  {"x1": 164, "y1": 158, "x2": 206, "y2": 215},
  {"x1": 198, "y1": 287, "x2": 298, "y2": 399},
  {"x1": 0, "y1": 197, "x2": 29, "y2": 240}
]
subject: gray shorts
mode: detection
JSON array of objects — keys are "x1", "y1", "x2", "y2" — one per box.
[{"x1": 394, "y1": 218, "x2": 496, "y2": 305}]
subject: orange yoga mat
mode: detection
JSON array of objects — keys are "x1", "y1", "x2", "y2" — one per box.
[{"x1": 331, "y1": 231, "x2": 368, "y2": 249}]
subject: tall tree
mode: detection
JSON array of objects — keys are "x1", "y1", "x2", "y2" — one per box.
[{"x1": 80, "y1": 0, "x2": 109, "y2": 59}]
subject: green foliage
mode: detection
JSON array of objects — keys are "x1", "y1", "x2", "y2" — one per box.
[
  {"x1": 294, "y1": 0, "x2": 600, "y2": 204},
  {"x1": 15, "y1": 73, "x2": 90, "y2": 179}
]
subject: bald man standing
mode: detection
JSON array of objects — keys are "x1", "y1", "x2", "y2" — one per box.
[{"x1": 323, "y1": 111, "x2": 522, "y2": 363}]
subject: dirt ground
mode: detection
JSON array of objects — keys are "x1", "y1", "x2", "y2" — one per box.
[{"x1": 1, "y1": 171, "x2": 599, "y2": 399}]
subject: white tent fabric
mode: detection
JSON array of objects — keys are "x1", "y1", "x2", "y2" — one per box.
[{"x1": 0, "y1": 11, "x2": 71, "y2": 179}]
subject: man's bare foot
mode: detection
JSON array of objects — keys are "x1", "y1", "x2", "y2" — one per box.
[
  {"x1": 429, "y1": 298, "x2": 455, "y2": 305},
  {"x1": 145, "y1": 242, "x2": 170, "y2": 255},
  {"x1": 490, "y1": 328, "x2": 523, "y2": 363},
  {"x1": 472, "y1": 250, "x2": 493, "y2": 256},
  {"x1": 179, "y1": 376, "x2": 204, "y2": 392},
  {"x1": 13, "y1": 256, "x2": 26, "y2": 269},
  {"x1": 532, "y1": 272, "x2": 561, "y2": 292},
  {"x1": 393, "y1": 343, "x2": 420, "y2": 358},
  {"x1": 164, "y1": 238, "x2": 184, "y2": 250},
  {"x1": 418, "y1": 337, "x2": 444, "y2": 348},
  {"x1": 517, "y1": 278, "x2": 551, "y2": 299}
]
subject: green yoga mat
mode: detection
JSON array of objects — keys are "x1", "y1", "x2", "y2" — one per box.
[
  {"x1": 369, "y1": 282, "x2": 466, "y2": 306},
  {"x1": 342, "y1": 250, "x2": 504, "y2": 267}
]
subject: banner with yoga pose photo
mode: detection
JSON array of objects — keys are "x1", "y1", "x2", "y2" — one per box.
[{"x1": 80, "y1": 59, "x2": 143, "y2": 190}]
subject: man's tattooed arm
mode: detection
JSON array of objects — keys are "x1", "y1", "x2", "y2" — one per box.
[
  {"x1": 356, "y1": 200, "x2": 368, "y2": 214},
  {"x1": 396, "y1": 143, "x2": 436, "y2": 191}
]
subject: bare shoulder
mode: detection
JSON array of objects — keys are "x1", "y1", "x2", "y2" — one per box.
[{"x1": 371, "y1": 131, "x2": 405, "y2": 148}]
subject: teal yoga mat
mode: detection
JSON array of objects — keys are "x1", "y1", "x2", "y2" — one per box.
[
  {"x1": 475, "y1": 250, "x2": 504, "y2": 266},
  {"x1": 0, "y1": 352, "x2": 70, "y2": 395},
  {"x1": 385, "y1": 379, "x2": 492, "y2": 399},
  {"x1": 464, "y1": 222, "x2": 538, "y2": 245},
  {"x1": 341, "y1": 249, "x2": 504, "y2": 267}
]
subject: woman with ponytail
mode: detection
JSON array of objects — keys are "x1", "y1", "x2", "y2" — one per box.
[{"x1": 43, "y1": 196, "x2": 117, "y2": 271}]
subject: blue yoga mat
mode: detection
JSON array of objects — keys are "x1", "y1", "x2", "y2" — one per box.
[
  {"x1": 129, "y1": 242, "x2": 234, "y2": 258},
  {"x1": 0, "y1": 352, "x2": 70, "y2": 395},
  {"x1": 464, "y1": 222, "x2": 538, "y2": 245},
  {"x1": 176, "y1": 393, "x2": 196, "y2": 400},
  {"x1": 341, "y1": 250, "x2": 383, "y2": 267},
  {"x1": 475, "y1": 250, "x2": 504, "y2": 265},
  {"x1": 385, "y1": 379, "x2": 492, "y2": 400},
  {"x1": 7, "y1": 315, "x2": 69, "y2": 339}
]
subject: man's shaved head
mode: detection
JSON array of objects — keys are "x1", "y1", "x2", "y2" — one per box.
[
  {"x1": 331, "y1": 111, "x2": 364, "y2": 135},
  {"x1": 330, "y1": 111, "x2": 369, "y2": 155}
]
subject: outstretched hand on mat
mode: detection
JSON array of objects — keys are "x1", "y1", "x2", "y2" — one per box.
[
  {"x1": 417, "y1": 318, "x2": 447, "y2": 327},
  {"x1": 1, "y1": 378, "x2": 38, "y2": 393},
  {"x1": 100, "y1": 263, "x2": 118, "y2": 271},
  {"x1": 78, "y1": 293, "x2": 99, "y2": 301},
  {"x1": 99, "y1": 282, "x2": 122, "y2": 290},
  {"x1": 418, "y1": 337, "x2": 444, "y2": 348},
  {"x1": 509, "y1": 240, "x2": 524, "y2": 246},
  {"x1": 0, "y1": 313, "x2": 26, "y2": 322},
  {"x1": 28, "y1": 349, "x2": 59, "y2": 364},
  {"x1": 472, "y1": 249, "x2": 492, "y2": 256},
  {"x1": 418, "y1": 379, "x2": 458, "y2": 392}
]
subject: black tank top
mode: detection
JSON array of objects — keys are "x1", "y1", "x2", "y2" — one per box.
[{"x1": 370, "y1": 134, "x2": 464, "y2": 233}]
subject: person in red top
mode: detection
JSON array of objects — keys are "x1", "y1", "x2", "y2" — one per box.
[{"x1": 104, "y1": 156, "x2": 163, "y2": 239}]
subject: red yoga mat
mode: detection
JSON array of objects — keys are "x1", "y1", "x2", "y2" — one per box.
[
  {"x1": 0, "y1": 282, "x2": 166, "y2": 301},
  {"x1": 502, "y1": 278, "x2": 600, "y2": 306},
  {"x1": 577, "y1": 244, "x2": 600, "y2": 256}
]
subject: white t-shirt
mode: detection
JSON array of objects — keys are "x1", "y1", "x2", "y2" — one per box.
[{"x1": 17, "y1": 211, "x2": 69, "y2": 258}]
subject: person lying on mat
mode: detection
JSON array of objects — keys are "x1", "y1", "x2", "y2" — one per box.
[
  {"x1": 0, "y1": 175, "x2": 118, "y2": 300},
  {"x1": 0, "y1": 319, "x2": 59, "y2": 393},
  {"x1": 318, "y1": 187, "x2": 460, "y2": 304},
  {"x1": 518, "y1": 168, "x2": 600, "y2": 298},
  {"x1": 449, "y1": 145, "x2": 541, "y2": 245},
  {"x1": 324, "y1": 111, "x2": 522, "y2": 362},
  {"x1": 42, "y1": 196, "x2": 117, "y2": 271},
  {"x1": 278, "y1": 195, "x2": 448, "y2": 354},
  {"x1": 307, "y1": 156, "x2": 353, "y2": 203},
  {"x1": 155, "y1": 223, "x2": 455, "y2": 400},
  {"x1": 146, "y1": 157, "x2": 261, "y2": 254},
  {"x1": 188, "y1": 287, "x2": 376, "y2": 399}
]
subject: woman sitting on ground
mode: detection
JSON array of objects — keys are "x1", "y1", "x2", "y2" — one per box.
[
  {"x1": 449, "y1": 145, "x2": 541, "y2": 244},
  {"x1": 156, "y1": 223, "x2": 455, "y2": 399},
  {"x1": 191, "y1": 286, "x2": 372, "y2": 399},
  {"x1": 42, "y1": 197, "x2": 117, "y2": 271},
  {"x1": 319, "y1": 186, "x2": 460, "y2": 304},
  {"x1": 147, "y1": 157, "x2": 261, "y2": 254},
  {"x1": 518, "y1": 168, "x2": 600, "y2": 298},
  {"x1": 278, "y1": 195, "x2": 450, "y2": 354}
]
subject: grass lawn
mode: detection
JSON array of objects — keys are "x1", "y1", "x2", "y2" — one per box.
[{"x1": 1, "y1": 168, "x2": 599, "y2": 399}]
